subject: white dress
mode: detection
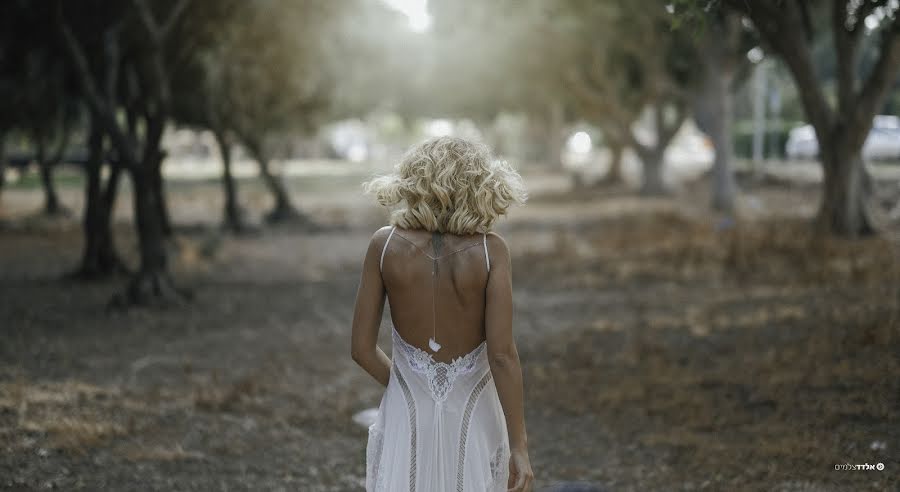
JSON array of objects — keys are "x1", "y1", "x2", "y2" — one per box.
[{"x1": 365, "y1": 228, "x2": 510, "y2": 492}]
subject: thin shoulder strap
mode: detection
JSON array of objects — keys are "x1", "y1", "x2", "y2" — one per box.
[
  {"x1": 379, "y1": 226, "x2": 396, "y2": 272},
  {"x1": 483, "y1": 232, "x2": 490, "y2": 272}
]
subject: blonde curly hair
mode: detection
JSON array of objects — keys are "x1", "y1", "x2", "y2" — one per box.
[{"x1": 364, "y1": 136, "x2": 527, "y2": 234}]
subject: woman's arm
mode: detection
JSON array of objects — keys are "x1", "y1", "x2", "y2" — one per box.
[
  {"x1": 484, "y1": 233, "x2": 533, "y2": 491},
  {"x1": 350, "y1": 227, "x2": 392, "y2": 387}
]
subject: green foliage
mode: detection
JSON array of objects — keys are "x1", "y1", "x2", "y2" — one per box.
[
  {"x1": 884, "y1": 88, "x2": 900, "y2": 114},
  {"x1": 731, "y1": 119, "x2": 801, "y2": 159},
  {"x1": 669, "y1": 0, "x2": 713, "y2": 34}
]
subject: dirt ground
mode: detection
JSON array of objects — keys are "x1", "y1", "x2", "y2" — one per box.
[{"x1": 0, "y1": 167, "x2": 898, "y2": 491}]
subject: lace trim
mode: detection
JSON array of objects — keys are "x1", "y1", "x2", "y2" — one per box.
[
  {"x1": 394, "y1": 364, "x2": 418, "y2": 492},
  {"x1": 487, "y1": 441, "x2": 510, "y2": 489},
  {"x1": 366, "y1": 425, "x2": 386, "y2": 492},
  {"x1": 392, "y1": 326, "x2": 486, "y2": 403},
  {"x1": 456, "y1": 371, "x2": 492, "y2": 492}
]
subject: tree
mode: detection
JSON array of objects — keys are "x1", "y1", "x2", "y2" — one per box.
[
  {"x1": 0, "y1": 1, "x2": 129, "y2": 277},
  {"x1": 175, "y1": 0, "x2": 350, "y2": 226},
  {"x1": 565, "y1": 0, "x2": 699, "y2": 194},
  {"x1": 1, "y1": 2, "x2": 78, "y2": 216},
  {"x1": 23, "y1": 61, "x2": 75, "y2": 217},
  {"x1": 168, "y1": 0, "x2": 248, "y2": 232},
  {"x1": 0, "y1": 10, "x2": 9, "y2": 203},
  {"x1": 74, "y1": 111, "x2": 128, "y2": 279},
  {"x1": 685, "y1": 10, "x2": 756, "y2": 212},
  {"x1": 58, "y1": 0, "x2": 191, "y2": 303},
  {"x1": 719, "y1": 0, "x2": 900, "y2": 236}
]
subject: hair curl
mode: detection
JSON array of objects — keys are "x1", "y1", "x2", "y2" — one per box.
[{"x1": 364, "y1": 136, "x2": 527, "y2": 234}]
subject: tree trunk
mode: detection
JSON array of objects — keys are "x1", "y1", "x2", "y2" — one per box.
[
  {"x1": 0, "y1": 131, "x2": 7, "y2": 199},
  {"x1": 816, "y1": 145, "x2": 873, "y2": 237},
  {"x1": 73, "y1": 123, "x2": 127, "y2": 279},
  {"x1": 546, "y1": 100, "x2": 566, "y2": 169},
  {"x1": 39, "y1": 162, "x2": 62, "y2": 216},
  {"x1": 634, "y1": 102, "x2": 684, "y2": 196},
  {"x1": 129, "y1": 168, "x2": 167, "y2": 274},
  {"x1": 636, "y1": 144, "x2": 666, "y2": 195},
  {"x1": 111, "y1": 116, "x2": 187, "y2": 306},
  {"x1": 708, "y1": 68, "x2": 739, "y2": 213},
  {"x1": 259, "y1": 156, "x2": 298, "y2": 223},
  {"x1": 640, "y1": 154, "x2": 666, "y2": 195},
  {"x1": 608, "y1": 143, "x2": 624, "y2": 183},
  {"x1": 143, "y1": 112, "x2": 173, "y2": 238},
  {"x1": 599, "y1": 141, "x2": 625, "y2": 186},
  {"x1": 35, "y1": 138, "x2": 64, "y2": 216},
  {"x1": 213, "y1": 129, "x2": 244, "y2": 232},
  {"x1": 149, "y1": 157, "x2": 172, "y2": 237},
  {"x1": 246, "y1": 139, "x2": 302, "y2": 224},
  {"x1": 694, "y1": 19, "x2": 741, "y2": 213},
  {"x1": 113, "y1": 165, "x2": 186, "y2": 306}
]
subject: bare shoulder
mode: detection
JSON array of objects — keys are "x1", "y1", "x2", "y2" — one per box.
[
  {"x1": 367, "y1": 225, "x2": 395, "y2": 253},
  {"x1": 372, "y1": 225, "x2": 394, "y2": 241},
  {"x1": 484, "y1": 231, "x2": 510, "y2": 261}
]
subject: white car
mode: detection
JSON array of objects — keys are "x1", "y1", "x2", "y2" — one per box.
[{"x1": 786, "y1": 115, "x2": 900, "y2": 160}]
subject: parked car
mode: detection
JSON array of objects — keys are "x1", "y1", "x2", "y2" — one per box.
[{"x1": 786, "y1": 115, "x2": 900, "y2": 160}]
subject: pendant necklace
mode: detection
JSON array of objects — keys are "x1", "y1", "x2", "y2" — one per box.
[{"x1": 428, "y1": 231, "x2": 443, "y2": 353}]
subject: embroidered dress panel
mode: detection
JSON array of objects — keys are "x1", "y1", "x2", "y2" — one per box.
[
  {"x1": 456, "y1": 371, "x2": 493, "y2": 492},
  {"x1": 366, "y1": 226, "x2": 509, "y2": 491},
  {"x1": 394, "y1": 365, "x2": 417, "y2": 492},
  {"x1": 392, "y1": 325, "x2": 486, "y2": 402}
]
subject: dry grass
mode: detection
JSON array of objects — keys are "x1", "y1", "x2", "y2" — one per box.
[
  {"x1": 21, "y1": 417, "x2": 126, "y2": 452},
  {"x1": 571, "y1": 212, "x2": 900, "y2": 285},
  {"x1": 123, "y1": 444, "x2": 207, "y2": 462},
  {"x1": 192, "y1": 375, "x2": 260, "y2": 413},
  {"x1": 0, "y1": 379, "x2": 128, "y2": 453},
  {"x1": 521, "y1": 212, "x2": 899, "y2": 490}
]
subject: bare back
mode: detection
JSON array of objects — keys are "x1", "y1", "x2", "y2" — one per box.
[{"x1": 379, "y1": 226, "x2": 491, "y2": 364}]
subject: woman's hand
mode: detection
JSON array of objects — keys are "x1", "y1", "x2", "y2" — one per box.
[{"x1": 507, "y1": 448, "x2": 534, "y2": 491}]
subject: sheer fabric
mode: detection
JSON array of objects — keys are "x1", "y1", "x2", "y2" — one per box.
[{"x1": 365, "y1": 227, "x2": 510, "y2": 491}]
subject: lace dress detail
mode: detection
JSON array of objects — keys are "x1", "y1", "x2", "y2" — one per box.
[
  {"x1": 392, "y1": 326, "x2": 486, "y2": 403},
  {"x1": 487, "y1": 441, "x2": 510, "y2": 488},
  {"x1": 366, "y1": 425, "x2": 386, "y2": 492}
]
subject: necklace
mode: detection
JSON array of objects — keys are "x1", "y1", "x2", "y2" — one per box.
[{"x1": 429, "y1": 231, "x2": 443, "y2": 352}]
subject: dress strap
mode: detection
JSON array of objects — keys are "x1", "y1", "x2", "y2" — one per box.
[
  {"x1": 483, "y1": 232, "x2": 490, "y2": 272},
  {"x1": 380, "y1": 226, "x2": 396, "y2": 272}
]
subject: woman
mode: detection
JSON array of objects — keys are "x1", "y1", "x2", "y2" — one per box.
[{"x1": 351, "y1": 136, "x2": 533, "y2": 492}]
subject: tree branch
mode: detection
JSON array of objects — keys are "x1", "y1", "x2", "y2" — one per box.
[
  {"x1": 797, "y1": 0, "x2": 815, "y2": 42},
  {"x1": 161, "y1": 0, "x2": 190, "y2": 39},
  {"x1": 49, "y1": 113, "x2": 71, "y2": 165},
  {"x1": 132, "y1": 0, "x2": 189, "y2": 46},
  {"x1": 658, "y1": 99, "x2": 687, "y2": 150},
  {"x1": 131, "y1": 0, "x2": 188, "y2": 116},
  {"x1": 566, "y1": 66, "x2": 637, "y2": 130},
  {"x1": 56, "y1": 8, "x2": 137, "y2": 169},
  {"x1": 833, "y1": 0, "x2": 862, "y2": 116},
  {"x1": 103, "y1": 20, "x2": 124, "y2": 103},
  {"x1": 851, "y1": 17, "x2": 900, "y2": 145},
  {"x1": 734, "y1": 0, "x2": 835, "y2": 136}
]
